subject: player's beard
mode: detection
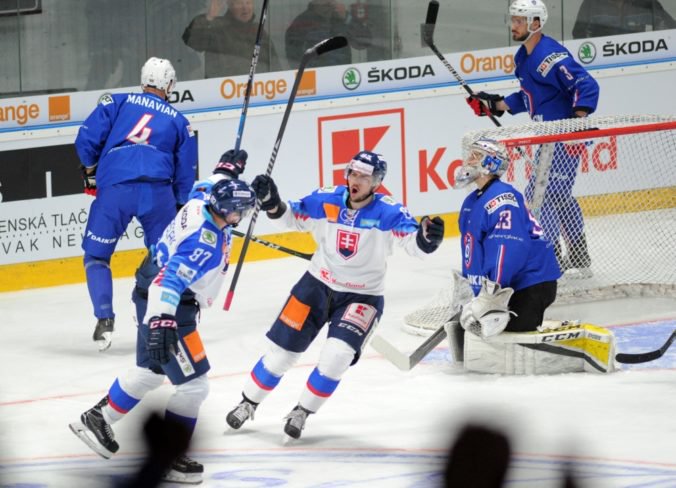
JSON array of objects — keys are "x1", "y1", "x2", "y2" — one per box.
[{"x1": 513, "y1": 31, "x2": 529, "y2": 42}]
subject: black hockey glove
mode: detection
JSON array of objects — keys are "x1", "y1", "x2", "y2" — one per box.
[
  {"x1": 252, "y1": 174, "x2": 282, "y2": 212},
  {"x1": 214, "y1": 149, "x2": 248, "y2": 179},
  {"x1": 147, "y1": 314, "x2": 178, "y2": 365},
  {"x1": 416, "y1": 216, "x2": 445, "y2": 253},
  {"x1": 466, "y1": 92, "x2": 505, "y2": 117},
  {"x1": 79, "y1": 164, "x2": 97, "y2": 196}
]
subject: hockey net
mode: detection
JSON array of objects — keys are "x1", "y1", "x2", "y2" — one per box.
[{"x1": 404, "y1": 114, "x2": 676, "y2": 335}]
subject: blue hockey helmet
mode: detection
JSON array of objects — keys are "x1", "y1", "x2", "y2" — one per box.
[
  {"x1": 208, "y1": 178, "x2": 256, "y2": 225},
  {"x1": 344, "y1": 151, "x2": 388, "y2": 187}
]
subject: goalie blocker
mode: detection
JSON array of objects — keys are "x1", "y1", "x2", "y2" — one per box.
[{"x1": 449, "y1": 320, "x2": 616, "y2": 374}]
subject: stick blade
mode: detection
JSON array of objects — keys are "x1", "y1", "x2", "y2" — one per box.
[
  {"x1": 313, "y1": 36, "x2": 348, "y2": 56},
  {"x1": 370, "y1": 335, "x2": 412, "y2": 371},
  {"x1": 421, "y1": 0, "x2": 439, "y2": 46},
  {"x1": 615, "y1": 330, "x2": 676, "y2": 364}
]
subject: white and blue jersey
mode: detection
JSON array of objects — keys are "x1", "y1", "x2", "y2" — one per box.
[
  {"x1": 275, "y1": 185, "x2": 427, "y2": 295},
  {"x1": 146, "y1": 197, "x2": 231, "y2": 317},
  {"x1": 75, "y1": 92, "x2": 197, "y2": 205},
  {"x1": 459, "y1": 179, "x2": 561, "y2": 295},
  {"x1": 504, "y1": 35, "x2": 599, "y2": 122}
]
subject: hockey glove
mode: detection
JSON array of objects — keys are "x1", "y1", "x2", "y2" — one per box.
[
  {"x1": 416, "y1": 216, "x2": 445, "y2": 253},
  {"x1": 214, "y1": 149, "x2": 247, "y2": 179},
  {"x1": 252, "y1": 174, "x2": 282, "y2": 212},
  {"x1": 147, "y1": 314, "x2": 178, "y2": 365},
  {"x1": 80, "y1": 165, "x2": 97, "y2": 196},
  {"x1": 460, "y1": 278, "x2": 515, "y2": 338},
  {"x1": 466, "y1": 92, "x2": 505, "y2": 117}
]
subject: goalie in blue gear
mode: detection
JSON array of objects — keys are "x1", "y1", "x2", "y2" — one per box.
[{"x1": 69, "y1": 175, "x2": 256, "y2": 484}]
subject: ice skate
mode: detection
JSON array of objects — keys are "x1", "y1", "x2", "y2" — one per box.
[
  {"x1": 68, "y1": 396, "x2": 119, "y2": 459},
  {"x1": 93, "y1": 318, "x2": 114, "y2": 352},
  {"x1": 283, "y1": 405, "x2": 312, "y2": 440},
  {"x1": 161, "y1": 454, "x2": 203, "y2": 484},
  {"x1": 225, "y1": 398, "x2": 257, "y2": 430}
]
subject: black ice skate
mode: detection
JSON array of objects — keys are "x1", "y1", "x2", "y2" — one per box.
[
  {"x1": 68, "y1": 396, "x2": 119, "y2": 459},
  {"x1": 93, "y1": 317, "x2": 115, "y2": 352},
  {"x1": 161, "y1": 454, "x2": 204, "y2": 484},
  {"x1": 283, "y1": 405, "x2": 312, "y2": 440},
  {"x1": 225, "y1": 398, "x2": 257, "y2": 429}
]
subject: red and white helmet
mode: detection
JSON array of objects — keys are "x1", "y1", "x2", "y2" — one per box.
[
  {"x1": 509, "y1": 0, "x2": 548, "y2": 35},
  {"x1": 141, "y1": 57, "x2": 176, "y2": 97}
]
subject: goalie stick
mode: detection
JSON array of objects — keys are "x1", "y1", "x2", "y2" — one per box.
[
  {"x1": 615, "y1": 329, "x2": 676, "y2": 364},
  {"x1": 224, "y1": 36, "x2": 348, "y2": 311},
  {"x1": 370, "y1": 313, "x2": 459, "y2": 371}
]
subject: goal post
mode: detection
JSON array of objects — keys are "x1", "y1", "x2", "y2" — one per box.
[{"x1": 403, "y1": 115, "x2": 676, "y2": 336}]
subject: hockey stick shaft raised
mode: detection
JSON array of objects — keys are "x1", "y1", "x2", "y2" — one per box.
[
  {"x1": 230, "y1": 229, "x2": 313, "y2": 261},
  {"x1": 422, "y1": 0, "x2": 502, "y2": 128},
  {"x1": 615, "y1": 329, "x2": 676, "y2": 364},
  {"x1": 224, "y1": 36, "x2": 348, "y2": 310},
  {"x1": 233, "y1": 0, "x2": 269, "y2": 151}
]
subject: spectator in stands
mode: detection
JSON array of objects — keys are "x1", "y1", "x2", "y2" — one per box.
[
  {"x1": 572, "y1": 0, "x2": 676, "y2": 39},
  {"x1": 285, "y1": 0, "x2": 371, "y2": 68},
  {"x1": 182, "y1": 0, "x2": 282, "y2": 78}
]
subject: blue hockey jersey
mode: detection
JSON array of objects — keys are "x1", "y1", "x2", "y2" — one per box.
[
  {"x1": 459, "y1": 179, "x2": 561, "y2": 295},
  {"x1": 274, "y1": 185, "x2": 428, "y2": 295},
  {"x1": 75, "y1": 92, "x2": 197, "y2": 205},
  {"x1": 504, "y1": 35, "x2": 599, "y2": 121}
]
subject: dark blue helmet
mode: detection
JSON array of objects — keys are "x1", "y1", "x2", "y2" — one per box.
[
  {"x1": 208, "y1": 178, "x2": 256, "y2": 224},
  {"x1": 344, "y1": 151, "x2": 387, "y2": 186}
]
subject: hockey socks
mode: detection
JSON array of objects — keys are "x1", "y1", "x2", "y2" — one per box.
[{"x1": 84, "y1": 254, "x2": 114, "y2": 320}]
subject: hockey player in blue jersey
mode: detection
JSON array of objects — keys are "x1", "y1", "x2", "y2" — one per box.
[
  {"x1": 224, "y1": 150, "x2": 445, "y2": 439},
  {"x1": 69, "y1": 175, "x2": 256, "y2": 484},
  {"x1": 453, "y1": 138, "x2": 561, "y2": 338},
  {"x1": 75, "y1": 57, "x2": 198, "y2": 352},
  {"x1": 466, "y1": 0, "x2": 600, "y2": 278},
  {"x1": 447, "y1": 138, "x2": 617, "y2": 375}
]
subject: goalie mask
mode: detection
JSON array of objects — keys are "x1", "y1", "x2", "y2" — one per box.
[
  {"x1": 453, "y1": 138, "x2": 509, "y2": 189},
  {"x1": 208, "y1": 178, "x2": 256, "y2": 227},
  {"x1": 508, "y1": 0, "x2": 548, "y2": 38},
  {"x1": 344, "y1": 151, "x2": 388, "y2": 189},
  {"x1": 141, "y1": 57, "x2": 176, "y2": 97}
]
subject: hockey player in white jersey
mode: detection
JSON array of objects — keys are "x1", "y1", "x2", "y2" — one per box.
[
  {"x1": 69, "y1": 174, "x2": 256, "y2": 484},
  {"x1": 224, "y1": 150, "x2": 445, "y2": 439}
]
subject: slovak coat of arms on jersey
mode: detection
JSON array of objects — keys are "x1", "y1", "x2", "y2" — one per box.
[{"x1": 336, "y1": 229, "x2": 360, "y2": 259}]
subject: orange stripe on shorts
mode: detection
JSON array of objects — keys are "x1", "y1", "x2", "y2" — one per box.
[
  {"x1": 279, "y1": 295, "x2": 311, "y2": 331},
  {"x1": 183, "y1": 330, "x2": 206, "y2": 362}
]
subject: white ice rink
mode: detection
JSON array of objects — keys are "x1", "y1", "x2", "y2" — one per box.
[{"x1": 1, "y1": 237, "x2": 675, "y2": 487}]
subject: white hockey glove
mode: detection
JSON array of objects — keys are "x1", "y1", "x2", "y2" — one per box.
[{"x1": 460, "y1": 278, "x2": 515, "y2": 338}]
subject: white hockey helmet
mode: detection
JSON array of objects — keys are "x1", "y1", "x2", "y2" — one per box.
[
  {"x1": 509, "y1": 0, "x2": 548, "y2": 35},
  {"x1": 141, "y1": 57, "x2": 176, "y2": 97},
  {"x1": 453, "y1": 138, "x2": 509, "y2": 189}
]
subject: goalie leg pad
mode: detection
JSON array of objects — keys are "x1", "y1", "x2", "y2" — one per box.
[{"x1": 464, "y1": 324, "x2": 616, "y2": 374}]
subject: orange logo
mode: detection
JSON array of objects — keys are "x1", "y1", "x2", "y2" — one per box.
[
  {"x1": 48, "y1": 95, "x2": 70, "y2": 122},
  {"x1": 297, "y1": 70, "x2": 317, "y2": 97}
]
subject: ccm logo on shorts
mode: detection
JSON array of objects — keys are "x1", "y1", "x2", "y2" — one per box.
[{"x1": 341, "y1": 303, "x2": 376, "y2": 332}]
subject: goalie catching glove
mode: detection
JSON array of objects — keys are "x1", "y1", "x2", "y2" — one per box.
[
  {"x1": 460, "y1": 278, "x2": 515, "y2": 338},
  {"x1": 416, "y1": 216, "x2": 445, "y2": 253},
  {"x1": 214, "y1": 149, "x2": 247, "y2": 179},
  {"x1": 466, "y1": 92, "x2": 505, "y2": 118},
  {"x1": 147, "y1": 314, "x2": 178, "y2": 364},
  {"x1": 80, "y1": 165, "x2": 97, "y2": 196}
]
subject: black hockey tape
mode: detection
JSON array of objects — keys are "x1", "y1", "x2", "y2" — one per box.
[
  {"x1": 314, "y1": 36, "x2": 348, "y2": 56},
  {"x1": 425, "y1": 0, "x2": 439, "y2": 26}
]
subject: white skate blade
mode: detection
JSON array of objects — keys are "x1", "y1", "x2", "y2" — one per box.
[
  {"x1": 161, "y1": 469, "x2": 203, "y2": 485},
  {"x1": 96, "y1": 332, "x2": 112, "y2": 352},
  {"x1": 68, "y1": 421, "x2": 114, "y2": 459},
  {"x1": 282, "y1": 434, "x2": 298, "y2": 445}
]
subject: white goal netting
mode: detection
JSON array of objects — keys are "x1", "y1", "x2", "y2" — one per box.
[{"x1": 405, "y1": 115, "x2": 676, "y2": 335}]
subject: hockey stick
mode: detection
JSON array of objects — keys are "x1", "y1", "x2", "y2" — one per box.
[
  {"x1": 230, "y1": 229, "x2": 313, "y2": 261},
  {"x1": 224, "y1": 36, "x2": 349, "y2": 310},
  {"x1": 370, "y1": 313, "x2": 460, "y2": 371},
  {"x1": 615, "y1": 329, "x2": 676, "y2": 364},
  {"x1": 421, "y1": 0, "x2": 503, "y2": 128},
  {"x1": 233, "y1": 0, "x2": 269, "y2": 152}
]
